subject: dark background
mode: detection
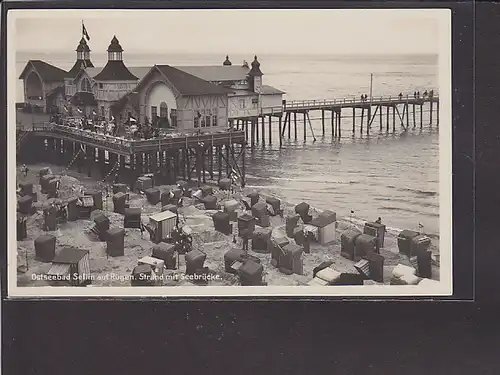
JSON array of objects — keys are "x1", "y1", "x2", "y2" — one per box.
[{"x1": 2, "y1": 1, "x2": 498, "y2": 373}]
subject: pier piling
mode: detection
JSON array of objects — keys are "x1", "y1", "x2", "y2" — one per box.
[
  {"x1": 361, "y1": 108, "x2": 364, "y2": 134},
  {"x1": 420, "y1": 105, "x2": 423, "y2": 129},
  {"x1": 321, "y1": 109, "x2": 325, "y2": 136},
  {"x1": 278, "y1": 116, "x2": 283, "y2": 148},
  {"x1": 379, "y1": 106, "x2": 383, "y2": 131},
  {"x1": 303, "y1": 112, "x2": 307, "y2": 142},
  {"x1": 352, "y1": 108, "x2": 355, "y2": 134},
  {"x1": 268, "y1": 116, "x2": 272, "y2": 145},
  {"x1": 413, "y1": 104, "x2": 416, "y2": 128},
  {"x1": 294, "y1": 112, "x2": 297, "y2": 141},
  {"x1": 430, "y1": 101, "x2": 433, "y2": 124}
]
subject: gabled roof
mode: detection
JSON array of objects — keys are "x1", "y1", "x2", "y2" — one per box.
[
  {"x1": 127, "y1": 67, "x2": 152, "y2": 82},
  {"x1": 174, "y1": 65, "x2": 250, "y2": 83},
  {"x1": 154, "y1": 65, "x2": 233, "y2": 96},
  {"x1": 93, "y1": 61, "x2": 138, "y2": 81},
  {"x1": 52, "y1": 247, "x2": 89, "y2": 264},
  {"x1": 76, "y1": 66, "x2": 150, "y2": 82},
  {"x1": 261, "y1": 85, "x2": 285, "y2": 95},
  {"x1": 19, "y1": 60, "x2": 68, "y2": 82}
]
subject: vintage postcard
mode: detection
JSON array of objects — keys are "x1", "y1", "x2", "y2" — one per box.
[{"x1": 7, "y1": 9, "x2": 452, "y2": 297}]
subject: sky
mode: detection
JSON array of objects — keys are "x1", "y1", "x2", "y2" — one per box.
[{"x1": 12, "y1": 9, "x2": 445, "y2": 55}]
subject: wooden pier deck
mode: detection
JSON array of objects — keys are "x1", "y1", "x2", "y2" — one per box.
[
  {"x1": 229, "y1": 93, "x2": 439, "y2": 147},
  {"x1": 284, "y1": 95, "x2": 439, "y2": 111},
  {"x1": 17, "y1": 123, "x2": 247, "y2": 188},
  {"x1": 15, "y1": 91, "x2": 439, "y2": 187}
]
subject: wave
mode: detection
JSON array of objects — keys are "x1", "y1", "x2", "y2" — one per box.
[
  {"x1": 397, "y1": 187, "x2": 438, "y2": 197},
  {"x1": 380, "y1": 206, "x2": 439, "y2": 218},
  {"x1": 373, "y1": 197, "x2": 439, "y2": 208},
  {"x1": 262, "y1": 177, "x2": 362, "y2": 185}
]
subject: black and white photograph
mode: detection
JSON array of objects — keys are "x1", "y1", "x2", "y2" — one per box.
[{"x1": 7, "y1": 9, "x2": 452, "y2": 297}]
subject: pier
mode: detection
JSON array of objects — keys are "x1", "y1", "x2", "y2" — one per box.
[
  {"x1": 232, "y1": 94, "x2": 439, "y2": 148},
  {"x1": 16, "y1": 123, "x2": 246, "y2": 188},
  {"x1": 16, "y1": 92, "x2": 439, "y2": 188}
]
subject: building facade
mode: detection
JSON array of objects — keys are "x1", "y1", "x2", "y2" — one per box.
[{"x1": 19, "y1": 34, "x2": 285, "y2": 131}]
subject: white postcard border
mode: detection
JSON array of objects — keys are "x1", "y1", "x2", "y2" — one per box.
[{"x1": 7, "y1": 9, "x2": 453, "y2": 298}]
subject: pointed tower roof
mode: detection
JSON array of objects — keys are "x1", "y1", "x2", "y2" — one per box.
[
  {"x1": 223, "y1": 55, "x2": 232, "y2": 66},
  {"x1": 67, "y1": 37, "x2": 94, "y2": 77},
  {"x1": 93, "y1": 36, "x2": 137, "y2": 81},
  {"x1": 107, "y1": 35, "x2": 123, "y2": 53},
  {"x1": 76, "y1": 37, "x2": 90, "y2": 53},
  {"x1": 248, "y1": 55, "x2": 263, "y2": 76}
]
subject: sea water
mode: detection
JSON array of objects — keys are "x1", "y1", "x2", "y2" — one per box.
[{"x1": 15, "y1": 51, "x2": 440, "y2": 237}]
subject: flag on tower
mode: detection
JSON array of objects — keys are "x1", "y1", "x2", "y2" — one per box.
[{"x1": 82, "y1": 22, "x2": 90, "y2": 41}]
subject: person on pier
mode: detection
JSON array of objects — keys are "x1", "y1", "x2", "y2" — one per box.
[
  {"x1": 417, "y1": 91, "x2": 420, "y2": 98},
  {"x1": 414, "y1": 91, "x2": 417, "y2": 98},
  {"x1": 423, "y1": 90, "x2": 428, "y2": 97},
  {"x1": 398, "y1": 93, "x2": 403, "y2": 100}
]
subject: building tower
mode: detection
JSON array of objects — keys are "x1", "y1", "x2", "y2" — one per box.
[
  {"x1": 93, "y1": 36, "x2": 138, "y2": 81},
  {"x1": 247, "y1": 55, "x2": 263, "y2": 93},
  {"x1": 67, "y1": 37, "x2": 94, "y2": 77},
  {"x1": 223, "y1": 55, "x2": 232, "y2": 66}
]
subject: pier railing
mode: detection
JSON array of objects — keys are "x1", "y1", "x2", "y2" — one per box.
[
  {"x1": 284, "y1": 95, "x2": 439, "y2": 110},
  {"x1": 26, "y1": 122, "x2": 245, "y2": 155}
]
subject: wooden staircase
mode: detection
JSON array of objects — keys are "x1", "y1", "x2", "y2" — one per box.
[{"x1": 16, "y1": 129, "x2": 30, "y2": 152}]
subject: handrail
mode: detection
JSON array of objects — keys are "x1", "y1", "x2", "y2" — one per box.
[
  {"x1": 284, "y1": 94, "x2": 439, "y2": 109},
  {"x1": 25, "y1": 122, "x2": 245, "y2": 154}
]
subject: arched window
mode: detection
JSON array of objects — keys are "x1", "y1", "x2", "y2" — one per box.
[
  {"x1": 160, "y1": 102, "x2": 168, "y2": 118},
  {"x1": 26, "y1": 71, "x2": 43, "y2": 100},
  {"x1": 80, "y1": 78, "x2": 92, "y2": 92},
  {"x1": 158, "y1": 102, "x2": 170, "y2": 128}
]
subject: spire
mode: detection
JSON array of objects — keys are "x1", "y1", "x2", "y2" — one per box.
[
  {"x1": 69, "y1": 36, "x2": 94, "y2": 77},
  {"x1": 107, "y1": 35, "x2": 124, "y2": 61},
  {"x1": 94, "y1": 35, "x2": 137, "y2": 81},
  {"x1": 76, "y1": 37, "x2": 90, "y2": 53},
  {"x1": 248, "y1": 55, "x2": 263, "y2": 76},
  {"x1": 107, "y1": 36, "x2": 123, "y2": 53},
  {"x1": 223, "y1": 55, "x2": 232, "y2": 66}
]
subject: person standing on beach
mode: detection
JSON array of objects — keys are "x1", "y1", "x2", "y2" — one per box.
[
  {"x1": 241, "y1": 229, "x2": 249, "y2": 252},
  {"x1": 21, "y1": 164, "x2": 28, "y2": 177}
]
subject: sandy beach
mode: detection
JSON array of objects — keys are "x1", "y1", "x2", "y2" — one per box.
[{"x1": 15, "y1": 162, "x2": 440, "y2": 288}]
